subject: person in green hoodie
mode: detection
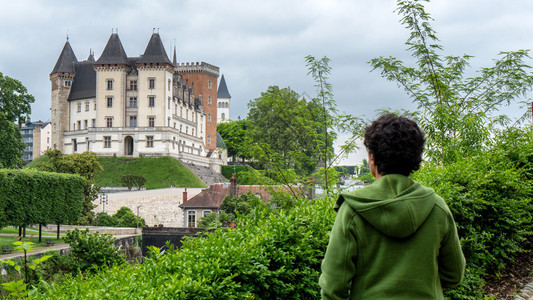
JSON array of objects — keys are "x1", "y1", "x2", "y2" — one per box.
[{"x1": 319, "y1": 114, "x2": 465, "y2": 299}]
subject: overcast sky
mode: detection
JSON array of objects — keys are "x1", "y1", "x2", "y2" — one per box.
[{"x1": 1, "y1": 0, "x2": 532, "y2": 165}]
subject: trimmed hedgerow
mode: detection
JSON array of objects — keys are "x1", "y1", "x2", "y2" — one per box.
[
  {"x1": 34, "y1": 197, "x2": 336, "y2": 299},
  {"x1": 0, "y1": 169, "x2": 85, "y2": 228}
]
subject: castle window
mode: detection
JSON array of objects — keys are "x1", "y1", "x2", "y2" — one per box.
[
  {"x1": 72, "y1": 139, "x2": 77, "y2": 152},
  {"x1": 149, "y1": 96, "x2": 155, "y2": 107},
  {"x1": 168, "y1": 79, "x2": 171, "y2": 91},
  {"x1": 202, "y1": 210, "x2": 212, "y2": 218},
  {"x1": 208, "y1": 80, "x2": 212, "y2": 90},
  {"x1": 221, "y1": 113, "x2": 225, "y2": 120},
  {"x1": 106, "y1": 117, "x2": 113, "y2": 128},
  {"x1": 77, "y1": 103, "x2": 81, "y2": 112},
  {"x1": 149, "y1": 78, "x2": 155, "y2": 89},
  {"x1": 84, "y1": 120, "x2": 88, "y2": 129},
  {"x1": 92, "y1": 119, "x2": 96, "y2": 128},
  {"x1": 73, "y1": 123, "x2": 75, "y2": 130},
  {"x1": 148, "y1": 117, "x2": 155, "y2": 127},
  {"x1": 208, "y1": 113, "x2": 211, "y2": 123},
  {"x1": 186, "y1": 126, "x2": 188, "y2": 134},
  {"x1": 104, "y1": 136, "x2": 111, "y2": 148},
  {"x1": 208, "y1": 96, "x2": 212, "y2": 105},
  {"x1": 129, "y1": 80, "x2": 137, "y2": 91},
  {"x1": 130, "y1": 116, "x2": 137, "y2": 128},
  {"x1": 129, "y1": 97, "x2": 137, "y2": 108},
  {"x1": 168, "y1": 97, "x2": 171, "y2": 109},
  {"x1": 65, "y1": 80, "x2": 71, "y2": 87},
  {"x1": 94, "y1": 101, "x2": 97, "y2": 110},
  {"x1": 146, "y1": 136, "x2": 154, "y2": 148},
  {"x1": 107, "y1": 80, "x2": 113, "y2": 90},
  {"x1": 218, "y1": 102, "x2": 221, "y2": 108},
  {"x1": 107, "y1": 97, "x2": 113, "y2": 108},
  {"x1": 85, "y1": 102, "x2": 89, "y2": 111},
  {"x1": 207, "y1": 135, "x2": 211, "y2": 145},
  {"x1": 192, "y1": 128, "x2": 195, "y2": 136},
  {"x1": 77, "y1": 121, "x2": 81, "y2": 130}
]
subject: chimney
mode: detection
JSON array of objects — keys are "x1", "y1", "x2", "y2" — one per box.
[
  {"x1": 230, "y1": 173, "x2": 238, "y2": 197},
  {"x1": 182, "y1": 188, "x2": 188, "y2": 204}
]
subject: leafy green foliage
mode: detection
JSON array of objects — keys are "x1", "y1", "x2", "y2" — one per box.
[
  {"x1": 63, "y1": 228, "x2": 126, "y2": 273},
  {"x1": 92, "y1": 207, "x2": 145, "y2": 228},
  {"x1": 217, "y1": 119, "x2": 252, "y2": 162},
  {"x1": 36, "y1": 150, "x2": 103, "y2": 224},
  {"x1": 120, "y1": 174, "x2": 146, "y2": 190},
  {"x1": 221, "y1": 165, "x2": 260, "y2": 185},
  {"x1": 413, "y1": 126, "x2": 533, "y2": 297},
  {"x1": 0, "y1": 169, "x2": 85, "y2": 228},
  {"x1": 370, "y1": 0, "x2": 533, "y2": 164},
  {"x1": 35, "y1": 197, "x2": 336, "y2": 299},
  {"x1": 0, "y1": 113, "x2": 25, "y2": 169},
  {"x1": 197, "y1": 211, "x2": 232, "y2": 229},
  {"x1": 95, "y1": 156, "x2": 206, "y2": 189},
  {"x1": 220, "y1": 191, "x2": 265, "y2": 218}
]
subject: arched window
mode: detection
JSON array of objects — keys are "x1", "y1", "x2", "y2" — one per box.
[{"x1": 221, "y1": 113, "x2": 225, "y2": 120}]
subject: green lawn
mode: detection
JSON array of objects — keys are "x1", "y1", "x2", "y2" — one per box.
[
  {"x1": 0, "y1": 227, "x2": 64, "y2": 248},
  {"x1": 26, "y1": 156, "x2": 207, "y2": 189},
  {"x1": 95, "y1": 156, "x2": 206, "y2": 189}
]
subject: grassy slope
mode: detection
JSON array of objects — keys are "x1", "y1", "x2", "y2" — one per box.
[
  {"x1": 95, "y1": 156, "x2": 206, "y2": 189},
  {"x1": 26, "y1": 156, "x2": 206, "y2": 189}
]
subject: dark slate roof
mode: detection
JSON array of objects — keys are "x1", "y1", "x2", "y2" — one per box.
[
  {"x1": 138, "y1": 33, "x2": 172, "y2": 65},
  {"x1": 68, "y1": 61, "x2": 96, "y2": 101},
  {"x1": 51, "y1": 41, "x2": 78, "y2": 75},
  {"x1": 216, "y1": 132, "x2": 225, "y2": 148},
  {"x1": 217, "y1": 74, "x2": 231, "y2": 98},
  {"x1": 173, "y1": 46, "x2": 177, "y2": 65},
  {"x1": 96, "y1": 34, "x2": 129, "y2": 65}
]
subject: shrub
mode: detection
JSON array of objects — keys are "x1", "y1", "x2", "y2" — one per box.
[
  {"x1": 63, "y1": 228, "x2": 126, "y2": 272},
  {"x1": 121, "y1": 174, "x2": 146, "y2": 190},
  {"x1": 413, "y1": 128, "x2": 533, "y2": 298},
  {"x1": 92, "y1": 212, "x2": 117, "y2": 227},
  {"x1": 35, "y1": 197, "x2": 336, "y2": 299}
]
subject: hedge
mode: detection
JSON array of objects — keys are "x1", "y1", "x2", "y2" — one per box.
[{"x1": 0, "y1": 169, "x2": 85, "y2": 228}]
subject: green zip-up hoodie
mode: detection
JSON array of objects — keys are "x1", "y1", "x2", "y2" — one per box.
[{"x1": 319, "y1": 174, "x2": 465, "y2": 299}]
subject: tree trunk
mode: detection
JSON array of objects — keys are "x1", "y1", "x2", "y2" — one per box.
[
  {"x1": 38, "y1": 224, "x2": 42, "y2": 242},
  {"x1": 57, "y1": 224, "x2": 60, "y2": 240}
]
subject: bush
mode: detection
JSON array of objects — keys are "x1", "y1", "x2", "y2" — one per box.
[
  {"x1": 35, "y1": 197, "x2": 336, "y2": 299},
  {"x1": 92, "y1": 207, "x2": 145, "y2": 228},
  {"x1": 121, "y1": 174, "x2": 146, "y2": 190},
  {"x1": 63, "y1": 228, "x2": 126, "y2": 272},
  {"x1": 413, "y1": 128, "x2": 533, "y2": 298},
  {"x1": 92, "y1": 212, "x2": 117, "y2": 227}
]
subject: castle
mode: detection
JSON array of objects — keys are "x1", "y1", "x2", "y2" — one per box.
[{"x1": 50, "y1": 31, "x2": 230, "y2": 171}]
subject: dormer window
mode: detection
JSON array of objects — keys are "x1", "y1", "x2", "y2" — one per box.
[{"x1": 65, "y1": 80, "x2": 71, "y2": 87}]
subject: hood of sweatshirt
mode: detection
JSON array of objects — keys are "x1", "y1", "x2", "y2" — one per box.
[{"x1": 337, "y1": 174, "x2": 437, "y2": 238}]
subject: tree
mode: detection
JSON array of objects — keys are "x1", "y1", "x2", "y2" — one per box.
[
  {"x1": 0, "y1": 113, "x2": 25, "y2": 168},
  {"x1": 370, "y1": 0, "x2": 533, "y2": 164},
  {"x1": 247, "y1": 86, "x2": 329, "y2": 176},
  {"x1": 217, "y1": 119, "x2": 252, "y2": 162},
  {"x1": 0, "y1": 73, "x2": 35, "y2": 169},
  {"x1": 36, "y1": 150, "x2": 103, "y2": 224}
]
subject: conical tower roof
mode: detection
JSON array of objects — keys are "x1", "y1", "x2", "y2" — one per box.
[
  {"x1": 96, "y1": 33, "x2": 129, "y2": 65},
  {"x1": 138, "y1": 33, "x2": 172, "y2": 65},
  {"x1": 217, "y1": 74, "x2": 231, "y2": 99},
  {"x1": 51, "y1": 41, "x2": 78, "y2": 75}
]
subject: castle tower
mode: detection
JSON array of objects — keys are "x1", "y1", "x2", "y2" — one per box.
[
  {"x1": 50, "y1": 39, "x2": 77, "y2": 151},
  {"x1": 94, "y1": 33, "x2": 130, "y2": 130},
  {"x1": 176, "y1": 62, "x2": 219, "y2": 151},
  {"x1": 217, "y1": 74, "x2": 231, "y2": 123}
]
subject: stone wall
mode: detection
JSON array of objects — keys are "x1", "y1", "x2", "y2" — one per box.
[{"x1": 93, "y1": 188, "x2": 203, "y2": 227}]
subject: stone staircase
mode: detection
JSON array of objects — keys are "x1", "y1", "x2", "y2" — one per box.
[{"x1": 181, "y1": 162, "x2": 228, "y2": 186}]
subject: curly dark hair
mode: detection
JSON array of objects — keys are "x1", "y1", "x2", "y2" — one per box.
[{"x1": 364, "y1": 114, "x2": 425, "y2": 176}]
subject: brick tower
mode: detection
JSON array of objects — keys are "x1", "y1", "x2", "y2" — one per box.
[{"x1": 176, "y1": 62, "x2": 219, "y2": 151}]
